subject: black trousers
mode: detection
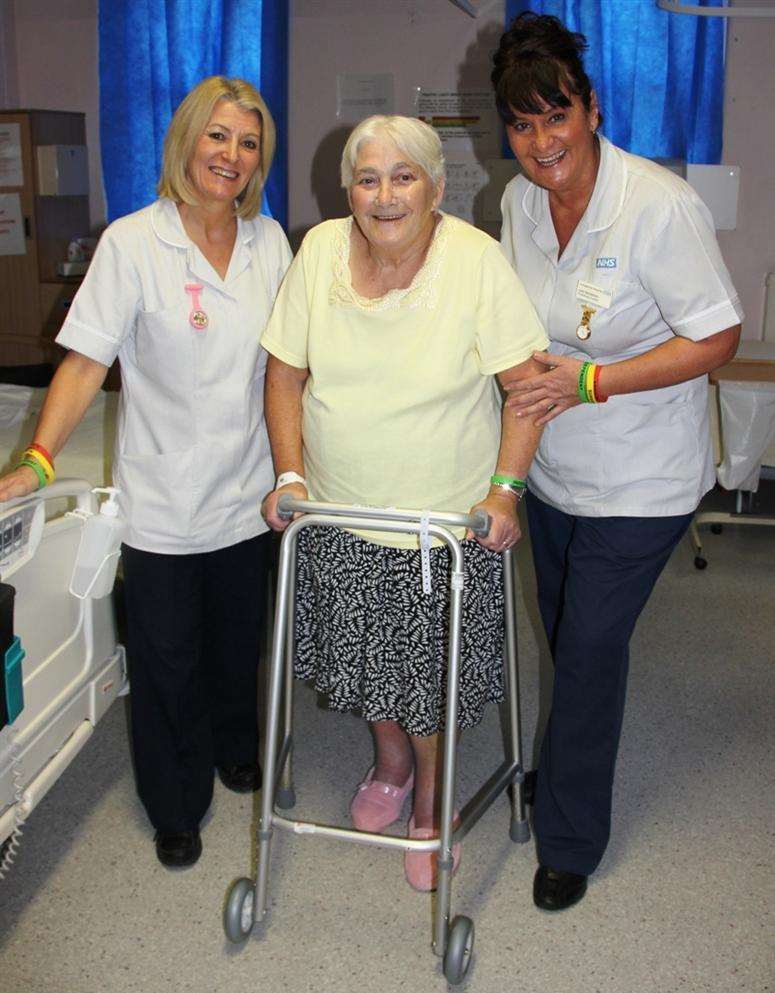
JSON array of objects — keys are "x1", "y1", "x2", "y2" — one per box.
[
  {"x1": 121, "y1": 533, "x2": 271, "y2": 833},
  {"x1": 526, "y1": 492, "x2": 692, "y2": 875}
]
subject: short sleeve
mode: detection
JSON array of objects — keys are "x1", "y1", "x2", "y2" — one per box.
[
  {"x1": 640, "y1": 192, "x2": 744, "y2": 341},
  {"x1": 56, "y1": 223, "x2": 142, "y2": 366},
  {"x1": 475, "y1": 241, "x2": 548, "y2": 374},
  {"x1": 260, "y1": 235, "x2": 312, "y2": 369}
]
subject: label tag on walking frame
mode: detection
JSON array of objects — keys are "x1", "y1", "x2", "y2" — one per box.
[{"x1": 419, "y1": 513, "x2": 432, "y2": 595}]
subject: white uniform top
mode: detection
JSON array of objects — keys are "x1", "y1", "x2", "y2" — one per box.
[
  {"x1": 501, "y1": 136, "x2": 744, "y2": 517},
  {"x1": 57, "y1": 197, "x2": 292, "y2": 554}
]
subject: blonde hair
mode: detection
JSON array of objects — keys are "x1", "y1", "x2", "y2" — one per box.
[
  {"x1": 340, "y1": 115, "x2": 445, "y2": 189},
  {"x1": 157, "y1": 76, "x2": 276, "y2": 220}
]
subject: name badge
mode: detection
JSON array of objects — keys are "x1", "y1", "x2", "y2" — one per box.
[{"x1": 576, "y1": 280, "x2": 612, "y2": 310}]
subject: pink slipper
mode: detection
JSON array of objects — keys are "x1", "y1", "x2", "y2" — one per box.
[
  {"x1": 404, "y1": 813, "x2": 462, "y2": 892},
  {"x1": 350, "y1": 766, "x2": 414, "y2": 833}
]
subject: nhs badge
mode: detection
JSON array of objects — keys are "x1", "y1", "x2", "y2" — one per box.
[{"x1": 595, "y1": 257, "x2": 617, "y2": 269}]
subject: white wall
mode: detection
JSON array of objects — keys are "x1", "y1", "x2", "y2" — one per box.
[
  {"x1": 2, "y1": 0, "x2": 773, "y2": 338},
  {"x1": 716, "y1": 16, "x2": 775, "y2": 340}
]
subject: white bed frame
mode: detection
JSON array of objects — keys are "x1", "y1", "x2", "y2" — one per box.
[{"x1": 0, "y1": 479, "x2": 126, "y2": 863}]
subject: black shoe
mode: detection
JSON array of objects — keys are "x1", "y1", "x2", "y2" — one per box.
[
  {"x1": 533, "y1": 865, "x2": 587, "y2": 911},
  {"x1": 154, "y1": 829, "x2": 202, "y2": 868},
  {"x1": 217, "y1": 762, "x2": 262, "y2": 794}
]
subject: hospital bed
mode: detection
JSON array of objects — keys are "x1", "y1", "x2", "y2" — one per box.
[{"x1": 0, "y1": 383, "x2": 124, "y2": 869}]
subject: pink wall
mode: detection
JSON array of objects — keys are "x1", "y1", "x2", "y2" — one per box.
[
  {"x1": 2, "y1": 0, "x2": 773, "y2": 338},
  {"x1": 6, "y1": 0, "x2": 105, "y2": 230}
]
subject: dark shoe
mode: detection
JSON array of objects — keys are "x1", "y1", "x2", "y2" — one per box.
[
  {"x1": 154, "y1": 829, "x2": 202, "y2": 868},
  {"x1": 533, "y1": 865, "x2": 587, "y2": 911},
  {"x1": 217, "y1": 762, "x2": 262, "y2": 794}
]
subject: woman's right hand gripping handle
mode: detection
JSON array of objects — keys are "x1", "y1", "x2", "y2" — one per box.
[
  {"x1": 261, "y1": 482, "x2": 309, "y2": 532},
  {"x1": 0, "y1": 465, "x2": 42, "y2": 504}
]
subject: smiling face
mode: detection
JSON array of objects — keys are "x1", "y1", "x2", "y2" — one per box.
[
  {"x1": 348, "y1": 138, "x2": 444, "y2": 257},
  {"x1": 505, "y1": 91, "x2": 599, "y2": 201},
  {"x1": 187, "y1": 99, "x2": 262, "y2": 206}
]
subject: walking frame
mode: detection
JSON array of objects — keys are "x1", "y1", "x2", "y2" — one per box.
[{"x1": 223, "y1": 498, "x2": 531, "y2": 985}]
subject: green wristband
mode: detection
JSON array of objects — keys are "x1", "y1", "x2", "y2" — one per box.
[
  {"x1": 578, "y1": 361, "x2": 591, "y2": 403},
  {"x1": 491, "y1": 474, "x2": 526, "y2": 489},
  {"x1": 18, "y1": 458, "x2": 46, "y2": 489}
]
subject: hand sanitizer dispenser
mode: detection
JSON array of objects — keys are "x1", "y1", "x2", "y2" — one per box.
[{"x1": 69, "y1": 487, "x2": 126, "y2": 600}]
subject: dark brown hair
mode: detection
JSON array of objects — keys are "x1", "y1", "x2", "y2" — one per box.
[{"x1": 491, "y1": 12, "x2": 602, "y2": 128}]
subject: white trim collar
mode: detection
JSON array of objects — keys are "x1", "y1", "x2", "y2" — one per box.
[{"x1": 150, "y1": 197, "x2": 256, "y2": 249}]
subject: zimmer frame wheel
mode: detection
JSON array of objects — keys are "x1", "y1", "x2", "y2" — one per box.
[
  {"x1": 443, "y1": 915, "x2": 475, "y2": 984},
  {"x1": 223, "y1": 877, "x2": 255, "y2": 944}
]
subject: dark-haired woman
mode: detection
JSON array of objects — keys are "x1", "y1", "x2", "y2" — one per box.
[{"x1": 491, "y1": 12, "x2": 742, "y2": 911}]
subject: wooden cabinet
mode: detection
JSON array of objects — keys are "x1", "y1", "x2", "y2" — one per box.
[{"x1": 0, "y1": 110, "x2": 90, "y2": 367}]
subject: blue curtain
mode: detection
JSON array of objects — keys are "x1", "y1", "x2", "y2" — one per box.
[
  {"x1": 505, "y1": 0, "x2": 726, "y2": 163},
  {"x1": 99, "y1": 0, "x2": 288, "y2": 225}
]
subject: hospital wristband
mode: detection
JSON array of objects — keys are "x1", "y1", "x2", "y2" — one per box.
[
  {"x1": 276, "y1": 471, "x2": 306, "y2": 490},
  {"x1": 21, "y1": 446, "x2": 55, "y2": 484},
  {"x1": 17, "y1": 458, "x2": 47, "y2": 490}
]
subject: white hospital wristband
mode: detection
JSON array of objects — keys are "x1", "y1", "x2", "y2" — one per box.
[{"x1": 276, "y1": 471, "x2": 306, "y2": 489}]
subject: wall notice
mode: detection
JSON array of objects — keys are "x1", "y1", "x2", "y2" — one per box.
[
  {"x1": 0, "y1": 124, "x2": 24, "y2": 187},
  {"x1": 414, "y1": 89, "x2": 500, "y2": 156},
  {"x1": 0, "y1": 193, "x2": 26, "y2": 256},
  {"x1": 337, "y1": 74, "x2": 394, "y2": 121}
]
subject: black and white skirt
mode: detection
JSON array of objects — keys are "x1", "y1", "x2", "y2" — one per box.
[{"x1": 294, "y1": 526, "x2": 505, "y2": 736}]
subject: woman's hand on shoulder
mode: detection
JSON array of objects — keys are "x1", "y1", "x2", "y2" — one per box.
[
  {"x1": 468, "y1": 491, "x2": 521, "y2": 551},
  {"x1": 0, "y1": 465, "x2": 41, "y2": 504},
  {"x1": 261, "y1": 482, "x2": 309, "y2": 532},
  {"x1": 503, "y1": 351, "x2": 584, "y2": 426}
]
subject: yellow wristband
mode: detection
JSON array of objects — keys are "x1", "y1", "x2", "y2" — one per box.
[{"x1": 22, "y1": 447, "x2": 56, "y2": 484}]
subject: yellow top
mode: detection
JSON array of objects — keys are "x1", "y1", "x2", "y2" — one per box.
[{"x1": 261, "y1": 213, "x2": 548, "y2": 547}]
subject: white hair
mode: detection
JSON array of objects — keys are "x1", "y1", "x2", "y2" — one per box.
[{"x1": 340, "y1": 115, "x2": 446, "y2": 189}]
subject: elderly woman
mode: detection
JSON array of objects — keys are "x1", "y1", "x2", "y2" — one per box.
[
  {"x1": 0, "y1": 77, "x2": 291, "y2": 868},
  {"x1": 261, "y1": 115, "x2": 547, "y2": 890},
  {"x1": 491, "y1": 13, "x2": 743, "y2": 911}
]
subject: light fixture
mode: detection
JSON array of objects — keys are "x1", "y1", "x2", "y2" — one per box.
[
  {"x1": 657, "y1": 0, "x2": 775, "y2": 17},
  {"x1": 448, "y1": 0, "x2": 478, "y2": 16}
]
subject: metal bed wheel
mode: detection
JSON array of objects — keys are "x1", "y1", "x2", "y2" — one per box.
[
  {"x1": 223, "y1": 877, "x2": 255, "y2": 944},
  {"x1": 443, "y1": 916, "x2": 475, "y2": 984},
  {"x1": 694, "y1": 555, "x2": 708, "y2": 570}
]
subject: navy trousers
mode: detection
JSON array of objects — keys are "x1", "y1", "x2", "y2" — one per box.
[
  {"x1": 121, "y1": 533, "x2": 271, "y2": 833},
  {"x1": 526, "y1": 493, "x2": 692, "y2": 875}
]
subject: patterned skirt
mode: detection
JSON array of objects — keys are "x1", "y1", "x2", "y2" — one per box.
[{"x1": 294, "y1": 526, "x2": 505, "y2": 736}]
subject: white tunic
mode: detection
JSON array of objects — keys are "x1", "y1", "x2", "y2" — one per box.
[
  {"x1": 57, "y1": 197, "x2": 292, "y2": 553},
  {"x1": 500, "y1": 137, "x2": 744, "y2": 517}
]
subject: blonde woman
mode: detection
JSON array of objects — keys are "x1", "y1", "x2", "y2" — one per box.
[{"x1": 0, "y1": 77, "x2": 292, "y2": 868}]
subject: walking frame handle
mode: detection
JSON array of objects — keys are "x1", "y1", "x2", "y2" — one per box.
[{"x1": 277, "y1": 496, "x2": 491, "y2": 538}]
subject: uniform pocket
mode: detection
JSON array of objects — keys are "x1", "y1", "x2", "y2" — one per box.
[
  {"x1": 116, "y1": 447, "x2": 194, "y2": 545},
  {"x1": 135, "y1": 304, "x2": 195, "y2": 393}
]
